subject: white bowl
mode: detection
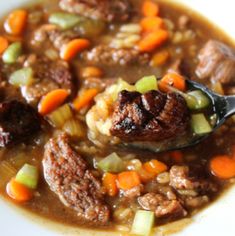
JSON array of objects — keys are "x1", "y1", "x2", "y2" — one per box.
[{"x1": 0, "y1": 0, "x2": 234, "y2": 235}]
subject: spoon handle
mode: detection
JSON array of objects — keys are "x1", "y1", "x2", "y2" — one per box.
[{"x1": 224, "y1": 95, "x2": 235, "y2": 118}]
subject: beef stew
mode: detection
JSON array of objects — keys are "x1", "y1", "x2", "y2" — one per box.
[{"x1": 0, "y1": 0, "x2": 235, "y2": 235}]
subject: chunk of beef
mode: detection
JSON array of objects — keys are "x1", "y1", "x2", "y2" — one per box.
[
  {"x1": 0, "y1": 101, "x2": 41, "y2": 147},
  {"x1": 196, "y1": 40, "x2": 235, "y2": 84},
  {"x1": 32, "y1": 24, "x2": 80, "y2": 49},
  {"x1": 82, "y1": 45, "x2": 150, "y2": 66},
  {"x1": 43, "y1": 133, "x2": 110, "y2": 224},
  {"x1": 59, "y1": 0, "x2": 132, "y2": 22},
  {"x1": 169, "y1": 165, "x2": 218, "y2": 194},
  {"x1": 21, "y1": 57, "x2": 74, "y2": 104},
  {"x1": 138, "y1": 193, "x2": 187, "y2": 219},
  {"x1": 110, "y1": 90, "x2": 190, "y2": 142}
]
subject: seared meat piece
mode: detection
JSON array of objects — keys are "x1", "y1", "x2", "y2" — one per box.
[
  {"x1": 21, "y1": 57, "x2": 74, "y2": 104},
  {"x1": 169, "y1": 165, "x2": 218, "y2": 194},
  {"x1": 196, "y1": 40, "x2": 235, "y2": 84},
  {"x1": 34, "y1": 58, "x2": 73, "y2": 90},
  {"x1": 59, "y1": 0, "x2": 132, "y2": 23},
  {"x1": 0, "y1": 101, "x2": 41, "y2": 147},
  {"x1": 43, "y1": 133, "x2": 110, "y2": 224},
  {"x1": 110, "y1": 90, "x2": 190, "y2": 141},
  {"x1": 138, "y1": 193, "x2": 187, "y2": 218},
  {"x1": 32, "y1": 24, "x2": 80, "y2": 49},
  {"x1": 82, "y1": 45, "x2": 149, "y2": 66}
]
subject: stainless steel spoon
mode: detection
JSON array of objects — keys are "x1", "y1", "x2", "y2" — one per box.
[{"x1": 123, "y1": 79, "x2": 235, "y2": 153}]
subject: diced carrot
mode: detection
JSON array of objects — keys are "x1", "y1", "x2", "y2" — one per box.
[
  {"x1": 143, "y1": 160, "x2": 167, "y2": 175},
  {"x1": 102, "y1": 173, "x2": 118, "y2": 197},
  {"x1": 150, "y1": 49, "x2": 169, "y2": 67},
  {"x1": 117, "y1": 171, "x2": 141, "y2": 190},
  {"x1": 73, "y1": 88, "x2": 98, "y2": 111},
  {"x1": 138, "y1": 29, "x2": 168, "y2": 52},
  {"x1": 60, "y1": 39, "x2": 90, "y2": 61},
  {"x1": 6, "y1": 178, "x2": 33, "y2": 202},
  {"x1": 210, "y1": 155, "x2": 235, "y2": 179},
  {"x1": 4, "y1": 10, "x2": 28, "y2": 36},
  {"x1": 140, "y1": 17, "x2": 164, "y2": 32},
  {"x1": 142, "y1": 0, "x2": 159, "y2": 17},
  {"x1": 170, "y1": 151, "x2": 183, "y2": 163},
  {"x1": 80, "y1": 66, "x2": 103, "y2": 78},
  {"x1": 138, "y1": 167, "x2": 155, "y2": 183},
  {"x1": 0, "y1": 36, "x2": 9, "y2": 54},
  {"x1": 159, "y1": 72, "x2": 186, "y2": 92},
  {"x1": 38, "y1": 89, "x2": 69, "y2": 116}
]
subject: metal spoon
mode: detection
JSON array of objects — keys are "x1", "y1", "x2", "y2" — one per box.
[{"x1": 123, "y1": 79, "x2": 235, "y2": 153}]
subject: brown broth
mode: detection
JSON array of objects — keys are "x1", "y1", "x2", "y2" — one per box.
[{"x1": 0, "y1": 0, "x2": 235, "y2": 232}]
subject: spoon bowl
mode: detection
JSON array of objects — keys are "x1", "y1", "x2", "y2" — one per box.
[{"x1": 123, "y1": 79, "x2": 235, "y2": 153}]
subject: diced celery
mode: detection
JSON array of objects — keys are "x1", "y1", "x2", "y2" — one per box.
[
  {"x1": 131, "y1": 210, "x2": 155, "y2": 236},
  {"x1": 191, "y1": 113, "x2": 212, "y2": 135},
  {"x1": 76, "y1": 18, "x2": 106, "y2": 37},
  {"x1": 63, "y1": 119, "x2": 84, "y2": 138},
  {"x1": 49, "y1": 12, "x2": 82, "y2": 29},
  {"x1": 97, "y1": 152, "x2": 125, "y2": 173},
  {"x1": 187, "y1": 90, "x2": 210, "y2": 109},
  {"x1": 2, "y1": 42, "x2": 22, "y2": 64},
  {"x1": 135, "y1": 75, "x2": 158, "y2": 94},
  {"x1": 182, "y1": 94, "x2": 198, "y2": 110},
  {"x1": 9, "y1": 67, "x2": 34, "y2": 87},
  {"x1": 47, "y1": 104, "x2": 73, "y2": 128},
  {"x1": 0, "y1": 161, "x2": 17, "y2": 187},
  {"x1": 15, "y1": 164, "x2": 38, "y2": 189}
]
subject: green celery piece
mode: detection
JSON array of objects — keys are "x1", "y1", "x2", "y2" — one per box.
[
  {"x1": 63, "y1": 119, "x2": 84, "y2": 138},
  {"x1": 182, "y1": 93, "x2": 198, "y2": 110},
  {"x1": 9, "y1": 67, "x2": 34, "y2": 87},
  {"x1": 2, "y1": 42, "x2": 22, "y2": 64},
  {"x1": 15, "y1": 164, "x2": 38, "y2": 189},
  {"x1": 187, "y1": 90, "x2": 210, "y2": 109},
  {"x1": 191, "y1": 113, "x2": 212, "y2": 135},
  {"x1": 131, "y1": 210, "x2": 155, "y2": 236},
  {"x1": 49, "y1": 12, "x2": 82, "y2": 29},
  {"x1": 47, "y1": 104, "x2": 73, "y2": 128},
  {"x1": 97, "y1": 152, "x2": 125, "y2": 173},
  {"x1": 135, "y1": 75, "x2": 157, "y2": 94}
]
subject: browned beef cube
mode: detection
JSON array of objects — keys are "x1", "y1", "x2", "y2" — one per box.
[
  {"x1": 169, "y1": 165, "x2": 218, "y2": 194},
  {"x1": 138, "y1": 193, "x2": 187, "y2": 219},
  {"x1": 0, "y1": 101, "x2": 41, "y2": 147},
  {"x1": 110, "y1": 90, "x2": 190, "y2": 142},
  {"x1": 82, "y1": 45, "x2": 149, "y2": 66},
  {"x1": 196, "y1": 40, "x2": 235, "y2": 84},
  {"x1": 21, "y1": 57, "x2": 74, "y2": 104},
  {"x1": 59, "y1": 0, "x2": 132, "y2": 23},
  {"x1": 43, "y1": 133, "x2": 110, "y2": 224}
]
